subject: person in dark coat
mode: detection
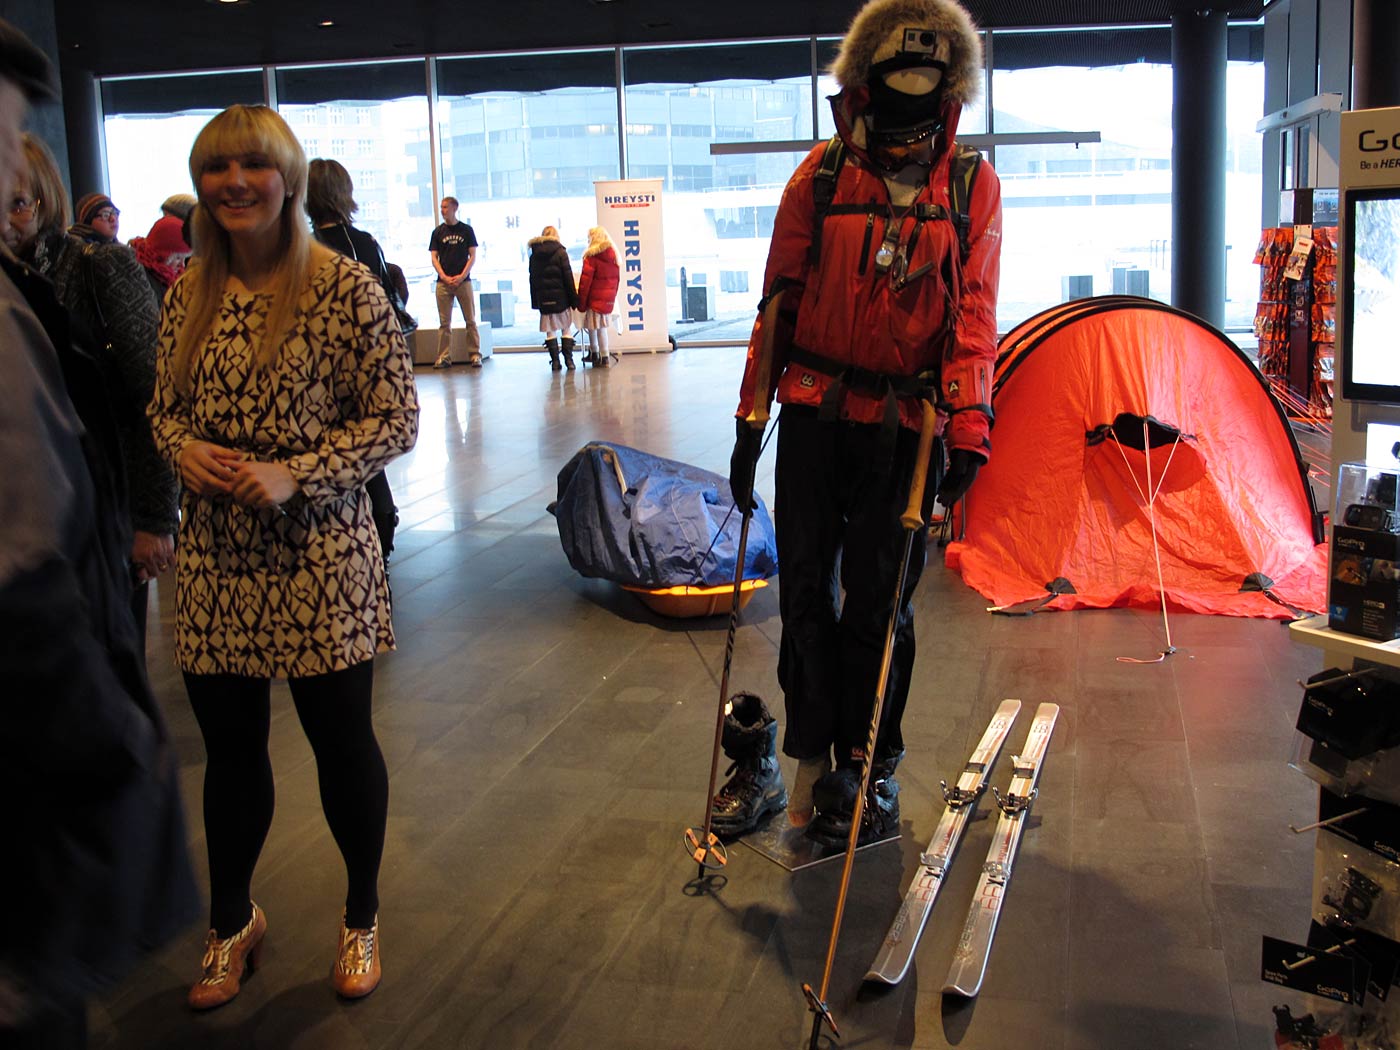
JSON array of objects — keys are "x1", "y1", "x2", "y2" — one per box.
[
  {"x1": 306, "y1": 157, "x2": 407, "y2": 566},
  {"x1": 0, "y1": 19, "x2": 199, "y2": 1047},
  {"x1": 527, "y1": 225, "x2": 577, "y2": 371},
  {"x1": 8, "y1": 132, "x2": 175, "y2": 648},
  {"x1": 576, "y1": 225, "x2": 620, "y2": 367}
]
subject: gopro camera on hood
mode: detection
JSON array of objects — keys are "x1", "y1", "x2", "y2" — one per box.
[{"x1": 901, "y1": 28, "x2": 939, "y2": 56}]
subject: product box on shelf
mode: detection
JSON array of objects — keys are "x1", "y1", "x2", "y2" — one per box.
[{"x1": 1329, "y1": 462, "x2": 1400, "y2": 641}]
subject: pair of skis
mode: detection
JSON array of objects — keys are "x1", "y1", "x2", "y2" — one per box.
[{"x1": 864, "y1": 699, "x2": 1059, "y2": 997}]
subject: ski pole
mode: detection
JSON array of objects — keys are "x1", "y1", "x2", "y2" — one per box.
[
  {"x1": 684, "y1": 297, "x2": 781, "y2": 879},
  {"x1": 803, "y1": 399, "x2": 938, "y2": 1048},
  {"x1": 684, "y1": 487, "x2": 757, "y2": 877}
]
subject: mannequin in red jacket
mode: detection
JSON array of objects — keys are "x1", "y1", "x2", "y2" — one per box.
[{"x1": 726, "y1": 0, "x2": 1002, "y2": 848}]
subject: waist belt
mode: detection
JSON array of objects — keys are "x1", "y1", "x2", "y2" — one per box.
[{"x1": 787, "y1": 345, "x2": 938, "y2": 472}]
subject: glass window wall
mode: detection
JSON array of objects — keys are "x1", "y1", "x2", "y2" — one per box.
[
  {"x1": 991, "y1": 29, "x2": 1263, "y2": 333},
  {"x1": 95, "y1": 29, "x2": 1268, "y2": 341},
  {"x1": 101, "y1": 70, "x2": 265, "y2": 236},
  {"x1": 435, "y1": 50, "x2": 619, "y2": 338},
  {"x1": 276, "y1": 61, "x2": 434, "y2": 326},
  {"x1": 624, "y1": 41, "x2": 814, "y2": 331}
]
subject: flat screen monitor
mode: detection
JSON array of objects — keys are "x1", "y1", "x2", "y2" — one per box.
[{"x1": 1343, "y1": 186, "x2": 1400, "y2": 403}]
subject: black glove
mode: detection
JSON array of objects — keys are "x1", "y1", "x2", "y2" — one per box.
[
  {"x1": 729, "y1": 419, "x2": 764, "y2": 511},
  {"x1": 936, "y1": 448, "x2": 984, "y2": 507}
]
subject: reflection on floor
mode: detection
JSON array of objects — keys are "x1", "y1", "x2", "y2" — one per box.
[{"x1": 95, "y1": 347, "x2": 1321, "y2": 1050}]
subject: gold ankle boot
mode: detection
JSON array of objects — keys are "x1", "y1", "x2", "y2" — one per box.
[
  {"x1": 188, "y1": 902, "x2": 267, "y2": 1010},
  {"x1": 332, "y1": 915, "x2": 381, "y2": 999}
]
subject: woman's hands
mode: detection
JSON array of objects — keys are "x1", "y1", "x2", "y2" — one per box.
[
  {"x1": 179, "y1": 440, "x2": 240, "y2": 496},
  {"x1": 179, "y1": 441, "x2": 300, "y2": 509},
  {"x1": 229, "y1": 460, "x2": 299, "y2": 509}
]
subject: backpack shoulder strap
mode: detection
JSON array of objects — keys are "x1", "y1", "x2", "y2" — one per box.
[
  {"x1": 947, "y1": 142, "x2": 982, "y2": 262},
  {"x1": 808, "y1": 136, "x2": 847, "y2": 267}
]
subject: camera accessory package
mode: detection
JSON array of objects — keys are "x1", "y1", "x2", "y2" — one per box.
[
  {"x1": 1264, "y1": 818, "x2": 1400, "y2": 1015},
  {"x1": 1291, "y1": 666, "x2": 1400, "y2": 805},
  {"x1": 1330, "y1": 463, "x2": 1400, "y2": 641}
]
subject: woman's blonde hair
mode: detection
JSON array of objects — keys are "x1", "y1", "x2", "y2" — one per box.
[
  {"x1": 540, "y1": 225, "x2": 559, "y2": 239},
  {"x1": 587, "y1": 225, "x2": 614, "y2": 249},
  {"x1": 173, "y1": 105, "x2": 314, "y2": 393},
  {"x1": 17, "y1": 133, "x2": 70, "y2": 242}
]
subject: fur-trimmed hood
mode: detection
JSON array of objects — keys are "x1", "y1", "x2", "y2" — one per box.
[
  {"x1": 829, "y1": 0, "x2": 982, "y2": 107},
  {"x1": 528, "y1": 234, "x2": 562, "y2": 250},
  {"x1": 584, "y1": 240, "x2": 615, "y2": 259}
]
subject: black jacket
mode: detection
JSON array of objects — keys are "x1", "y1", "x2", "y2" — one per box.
[
  {"x1": 32, "y1": 230, "x2": 176, "y2": 536},
  {"x1": 527, "y1": 235, "x2": 577, "y2": 314},
  {"x1": 315, "y1": 223, "x2": 417, "y2": 333},
  {"x1": 0, "y1": 252, "x2": 198, "y2": 1012}
]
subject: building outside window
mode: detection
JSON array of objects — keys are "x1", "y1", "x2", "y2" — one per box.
[
  {"x1": 275, "y1": 61, "x2": 434, "y2": 326},
  {"x1": 435, "y1": 50, "x2": 620, "y2": 331},
  {"x1": 623, "y1": 40, "x2": 814, "y2": 327}
]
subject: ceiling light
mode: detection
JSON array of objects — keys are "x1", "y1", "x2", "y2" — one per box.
[{"x1": 317, "y1": 18, "x2": 335, "y2": 26}]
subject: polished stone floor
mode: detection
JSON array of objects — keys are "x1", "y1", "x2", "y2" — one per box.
[{"x1": 93, "y1": 346, "x2": 1325, "y2": 1050}]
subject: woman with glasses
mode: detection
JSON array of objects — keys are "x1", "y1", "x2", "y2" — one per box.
[
  {"x1": 149, "y1": 104, "x2": 418, "y2": 1009},
  {"x1": 4, "y1": 133, "x2": 175, "y2": 645}
]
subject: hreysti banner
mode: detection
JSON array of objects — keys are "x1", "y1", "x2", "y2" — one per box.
[{"x1": 594, "y1": 179, "x2": 670, "y2": 354}]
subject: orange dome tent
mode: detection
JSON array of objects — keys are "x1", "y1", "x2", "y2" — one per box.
[{"x1": 946, "y1": 296, "x2": 1327, "y2": 619}]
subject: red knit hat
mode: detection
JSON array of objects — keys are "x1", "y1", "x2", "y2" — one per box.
[{"x1": 144, "y1": 214, "x2": 191, "y2": 257}]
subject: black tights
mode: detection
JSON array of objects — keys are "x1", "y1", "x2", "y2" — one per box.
[{"x1": 184, "y1": 661, "x2": 387, "y2": 936}]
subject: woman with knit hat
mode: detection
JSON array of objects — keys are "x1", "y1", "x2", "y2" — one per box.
[
  {"x1": 72, "y1": 190, "x2": 120, "y2": 243},
  {"x1": 131, "y1": 213, "x2": 192, "y2": 303}
]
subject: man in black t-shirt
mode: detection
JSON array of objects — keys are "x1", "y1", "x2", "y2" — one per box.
[{"x1": 428, "y1": 196, "x2": 481, "y2": 368}]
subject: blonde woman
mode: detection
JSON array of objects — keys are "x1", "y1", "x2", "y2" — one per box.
[
  {"x1": 149, "y1": 105, "x2": 418, "y2": 1009},
  {"x1": 576, "y1": 225, "x2": 620, "y2": 367}
]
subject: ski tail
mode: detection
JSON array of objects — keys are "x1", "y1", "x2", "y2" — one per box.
[
  {"x1": 942, "y1": 702, "x2": 1060, "y2": 998},
  {"x1": 863, "y1": 699, "x2": 1022, "y2": 985}
]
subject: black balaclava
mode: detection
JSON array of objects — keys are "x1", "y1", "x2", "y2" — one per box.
[{"x1": 865, "y1": 27, "x2": 948, "y2": 173}]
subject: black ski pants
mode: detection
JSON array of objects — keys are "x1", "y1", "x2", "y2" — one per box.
[{"x1": 774, "y1": 405, "x2": 928, "y2": 767}]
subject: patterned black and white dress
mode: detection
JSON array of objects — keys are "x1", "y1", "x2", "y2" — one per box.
[{"x1": 150, "y1": 253, "x2": 419, "y2": 678}]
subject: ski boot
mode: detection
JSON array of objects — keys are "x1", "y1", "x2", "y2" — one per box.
[
  {"x1": 709, "y1": 692, "x2": 788, "y2": 837},
  {"x1": 805, "y1": 749, "x2": 903, "y2": 848},
  {"x1": 560, "y1": 335, "x2": 577, "y2": 370},
  {"x1": 545, "y1": 337, "x2": 562, "y2": 371}
]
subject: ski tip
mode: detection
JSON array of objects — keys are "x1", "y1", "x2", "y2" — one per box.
[
  {"x1": 862, "y1": 969, "x2": 904, "y2": 986},
  {"x1": 941, "y1": 982, "x2": 979, "y2": 999}
]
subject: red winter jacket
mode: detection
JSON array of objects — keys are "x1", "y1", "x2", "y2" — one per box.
[
  {"x1": 577, "y1": 243, "x2": 619, "y2": 314},
  {"x1": 735, "y1": 90, "x2": 1003, "y2": 461}
]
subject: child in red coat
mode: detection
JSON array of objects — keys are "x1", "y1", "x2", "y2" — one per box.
[{"x1": 576, "y1": 226, "x2": 620, "y2": 367}]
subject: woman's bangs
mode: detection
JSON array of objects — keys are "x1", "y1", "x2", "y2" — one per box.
[{"x1": 190, "y1": 107, "x2": 302, "y2": 185}]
